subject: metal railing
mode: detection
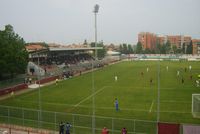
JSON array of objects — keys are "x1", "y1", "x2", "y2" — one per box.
[{"x1": 0, "y1": 105, "x2": 157, "y2": 134}]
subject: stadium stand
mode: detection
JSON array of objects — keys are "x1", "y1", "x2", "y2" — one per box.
[{"x1": 0, "y1": 43, "x2": 121, "y2": 97}]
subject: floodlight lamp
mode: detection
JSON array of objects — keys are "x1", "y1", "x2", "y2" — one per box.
[{"x1": 94, "y1": 4, "x2": 99, "y2": 13}]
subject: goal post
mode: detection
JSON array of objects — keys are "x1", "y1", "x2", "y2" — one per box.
[{"x1": 192, "y1": 94, "x2": 200, "y2": 118}]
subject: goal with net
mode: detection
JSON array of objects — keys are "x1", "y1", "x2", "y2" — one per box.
[{"x1": 192, "y1": 94, "x2": 200, "y2": 118}]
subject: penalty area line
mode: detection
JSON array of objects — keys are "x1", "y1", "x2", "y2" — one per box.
[{"x1": 149, "y1": 100, "x2": 154, "y2": 113}]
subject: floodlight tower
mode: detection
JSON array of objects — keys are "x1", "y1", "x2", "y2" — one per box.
[
  {"x1": 94, "y1": 4, "x2": 99, "y2": 58},
  {"x1": 157, "y1": 42, "x2": 161, "y2": 134},
  {"x1": 92, "y1": 4, "x2": 99, "y2": 134},
  {"x1": 37, "y1": 54, "x2": 42, "y2": 129}
]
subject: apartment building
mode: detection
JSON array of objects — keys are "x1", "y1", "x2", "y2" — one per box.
[
  {"x1": 138, "y1": 32, "x2": 157, "y2": 50},
  {"x1": 192, "y1": 39, "x2": 200, "y2": 54},
  {"x1": 138, "y1": 32, "x2": 192, "y2": 50},
  {"x1": 166, "y1": 35, "x2": 191, "y2": 49}
]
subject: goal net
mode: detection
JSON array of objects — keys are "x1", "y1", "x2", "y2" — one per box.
[{"x1": 192, "y1": 94, "x2": 200, "y2": 118}]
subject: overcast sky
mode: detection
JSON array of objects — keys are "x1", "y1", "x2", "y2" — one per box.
[{"x1": 0, "y1": 0, "x2": 200, "y2": 45}]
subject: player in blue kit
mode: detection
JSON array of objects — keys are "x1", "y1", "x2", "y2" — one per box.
[{"x1": 114, "y1": 98, "x2": 119, "y2": 111}]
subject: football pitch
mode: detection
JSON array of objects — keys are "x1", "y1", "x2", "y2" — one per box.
[{"x1": 0, "y1": 61, "x2": 200, "y2": 133}]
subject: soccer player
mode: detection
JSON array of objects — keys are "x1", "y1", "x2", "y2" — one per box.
[
  {"x1": 146, "y1": 67, "x2": 149, "y2": 72},
  {"x1": 166, "y1": 66, "x2": 168, "y2": 71},
  {"x1": 196, "y1": 80, "x2": 199, "y2": 87},
  {"x1": 150, "y1": 78, "x2": 153, "y2": 85},
  {"x1": 121, "y1": 127, "x2": 127, "y2": 134},
  {"x1": 65, "y1": 122, "x2": 72, "y2": 134},
  {"x1": 115, "y1": 76, "x2": 118, "y2": 82},
  {"x1": 189, "y1": 65, "x2": 192, "y2": 71},
  {"x1": 56, "y1": 78, "x2": 59, "y2": 85},
  {"x1": 182, "y1": 78, "x2": 184, "y2": 84},
  {"x1": 190, "y1": 75, "x2": 193, "y2": 80},
  {"x1": 177, "y1": 70, "x2": 180, "y2": 76},
  {"x1": 79, "y1": 71, "x2": 82, "y2": 76},
  {"x1": 141, "y1": 72, "x2": 144, "y2": 77},
  {"x1": 101, "y1": 127, "x2": 109, "y2": 134},
  {"x1": 29, "y1": 77, "x2": 32, "y2": 84},
  {"x1": 11, "y1": 91, "x2": 14, "y2": 97},
  {"x1": 114, "y1": 98, "x2": 119, "y2": 111}
]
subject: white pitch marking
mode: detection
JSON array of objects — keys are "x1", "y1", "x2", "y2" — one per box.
[
  {"x1": 74, "y1": 86, "x2": 108, "y2": 107},
  {"x1": 149, "y1": 100, "x2": 154, "y2": 113},
  {"x1": 15, "y1": 99, "x2": 191, "y2": 114}
]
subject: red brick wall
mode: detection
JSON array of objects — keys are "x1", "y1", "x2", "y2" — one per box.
[
  {"x1": 0, "y1": 76, "x2": 60, "y2": 96},
  {"x1": 36, "y1": 76, "x2": 59, "y2": 84},
  {"x1": 158, "y1": 122, "x2": 180, "y2": 134},
  {"x1": 0, "y1": 84, "x2": 28, "y2": 96}
]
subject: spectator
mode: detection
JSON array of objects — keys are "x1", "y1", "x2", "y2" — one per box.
[
  {"x1": 102, "y1": 127, "x2": 109, "y2": 134},
  {"x1": 44, "y1": 68, "x2": 47, "y2": 73},
  {"x1": 24, "y1": 78, "x2": 26, "y2": 83},
  {"x1": 121, "y1": 127, "x2": 127, "y2": 134},
  {"x1": 63, "y1": 74, "x2": 66, "y2": 80},
  {"x1": 2, "y1": 130, "x2": 8, "y2": 134}
]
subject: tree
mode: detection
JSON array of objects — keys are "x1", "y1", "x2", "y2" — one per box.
[
  {"x1": 97, "y1": 41, "x2": 106, "y2": 59},
  {"x1": 176, "y1": 48, "x2": 182, "y2": 54},
  {"x1": 119, "y1": 44, "x2": 123, "y2": 54},
  {"x1": 90, "y1": 41, "x2": 106, "y2": 59},
  {"x1": 127, "y1": 44, "x2": 133, "y2": 54},
  {"x1": 172, "y1": 45, "x2": 177, "y2": 54},
  {"x1": 122, "y1": 43, "x2": 128, "y2": 54},
  {"x1": 151, "y1": 49, "x2": 156, "y2": 54},
  {"x1": 144, "y1": 48, "x2": 151, "y2": 54},
  {"x1": 160, "y1": 45, "x2": 166, "y2": 54},
  {"x1": 165, "y1": 40, "x2": 171, "y2": 54},
  {"x1": 119, "y1": 43, "x2": 133, "y2": 54},
  {"x1": 0, "y1": 24, "x2": 28, "y2": 79},
  {"x1": 182, "y1": 43, "x2": 186, "y2": 54},
  {"x1": 186, "y1": 40, "x2": 193, "y2": 54},
  {"x1": 155, "y1": 43, "x2": 161, "y2": 54},
  {"x1": 136, "y1": 42, "x2": 143, "y2": 54}
]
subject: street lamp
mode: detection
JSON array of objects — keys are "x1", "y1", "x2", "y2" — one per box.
[{"x1": 92, "y1": 4, "x2": 99, "y2": 134}]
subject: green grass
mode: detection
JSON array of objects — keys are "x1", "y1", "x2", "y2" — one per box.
[{"x1": 0, "y1": 61, "x2": 200, "y2": 133}]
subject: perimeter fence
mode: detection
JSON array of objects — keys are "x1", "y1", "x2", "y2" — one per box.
[{"x1": 0, "y1": 105, "x2": 157, "y2": 134}]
